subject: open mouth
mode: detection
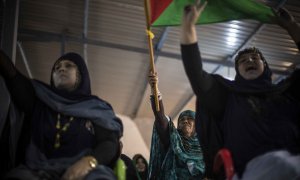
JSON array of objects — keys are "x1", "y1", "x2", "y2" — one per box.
[{"x1": 246, "y1": 66, "x2": 257, "y2": 72}]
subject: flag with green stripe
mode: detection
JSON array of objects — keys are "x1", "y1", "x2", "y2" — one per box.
[{"x1": 150, "y1": 0, "x2": 276, "y2": 26}]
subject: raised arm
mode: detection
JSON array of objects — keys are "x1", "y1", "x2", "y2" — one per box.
[
  {"x1": 180, "y1": 1, "x2": 228, "y2": 115},
  {"x1": 0, "y1": 50, "x2": 35, "y2": 114},
  {"x1": 274, "y1": 8, "x2": 300, "y2": 48},
  {"x1": 275, "y1": 8, "x2": 300, "y2": 101},
  {"x1": 180, "y1": 1, "x2": 218, "y2": 96},
  {"x1": 148, "y1": 72, "x2": 170, "y2": 149}
]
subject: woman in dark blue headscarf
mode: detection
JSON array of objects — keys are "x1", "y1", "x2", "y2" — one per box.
[
  {"x1": 180, "y1": 2, "x2": 300, "y2": 180},
  {"x1": 147, "y1": 73, "x2": 205, "y2": 180},
  {"x1": 0, "y1": 51, "x2": 123, "y2": 180}
]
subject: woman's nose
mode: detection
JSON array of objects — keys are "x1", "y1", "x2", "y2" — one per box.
[
  {"x1": 244, "y1": 57, "x2": 254, "y2": 64},
  {"x1": 58, "y1": 66, "x2": 66, "y2": 72}
]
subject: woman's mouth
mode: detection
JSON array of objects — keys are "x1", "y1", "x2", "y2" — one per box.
[{"x1": 246, "y1": 66, "x2": 257, "y2": 72}]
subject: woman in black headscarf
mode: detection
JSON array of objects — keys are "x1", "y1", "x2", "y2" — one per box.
[
  {"x1": 132, "y1": 154, "x2": 148, "y2": 180},
  {"x1": 180, "y1": 1, "x2": 300, "y2": 180},
  {"x1": 0, "y1": 51, "x2": 123, "y2": 180}
]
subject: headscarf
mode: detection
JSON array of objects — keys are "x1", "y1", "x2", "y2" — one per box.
[
  {"x1": 213, "y1": 47, "x2": 290, "y2": 94},
  {"x1": 29, "y1": 52, "x2": 123, "y2": 163},
  {"x1": 148, "y1": 111, "x2": 205, "y2": 180},
  {"x1": 234, "y1": 47, "x2": 273, "y2": 89},
  {"x1": 178, "y1": 110, "x2": 196, "y2": 125},
  {"x1": 132, "y1": 154, "x2": 148, "y2": 180},
  {"x1": 177, "y1": 110, "x2": 196, "y2": 138},
  {"x1": 50, "y1": 52, "x2": 92, "y2": 100}
]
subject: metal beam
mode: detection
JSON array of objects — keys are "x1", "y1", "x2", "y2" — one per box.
[
  {"x1": 18, "y1": 28, "x2": 292, "y2": 76},
  {"x1": 61, "y1": 33, "x2": 66, "y2": 55},
  {"x1": 230, "y1": 0, "x2": 287, "y2": 61},
  {"x1": 83, "y1": 0, "x2": 89, "y2": 65},
  {"x1": 273, "y1": 75, "x2": 286, "y2": 84},
  {"x1": 1, "y1": 0, "x2": 19, "y2": 63},
  {"x1": 17, "y1": 41, "x2": 33, "y2": 78},
  {"x1": 169, "y1": 89, "x2": 194, "y2": 120},
  {"x1": 231, "y1": 24, "x2": 265, "y2": 61},
  {"x1": 216, "y1": 0, "x2": 288, "y2": 74}
]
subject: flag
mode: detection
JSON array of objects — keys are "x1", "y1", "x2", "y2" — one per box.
[{"x1": 150, "y1": 0, "x2": 276, "y2": 26}]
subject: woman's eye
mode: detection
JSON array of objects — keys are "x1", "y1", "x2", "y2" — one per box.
[
  {"x1": 239, "y1": 59, "x2": 246, "y2": 64},
  {"x1": 66, "y1": 63, "x2": 75, "y2": 68}
]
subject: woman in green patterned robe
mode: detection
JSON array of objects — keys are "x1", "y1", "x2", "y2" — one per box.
[{"x1": 148, "y1": 72, "x2": 205, "y2": 180}]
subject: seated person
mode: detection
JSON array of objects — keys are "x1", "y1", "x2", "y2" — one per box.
[{"x1": 0, "y1": 51, "x2": 123, "y2": 180}]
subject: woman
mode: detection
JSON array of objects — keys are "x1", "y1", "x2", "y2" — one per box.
[
  {"x1": 133, "y1": 154, "x2": 148, "y2": 180},
  {"x1": 148, "y1": 73, "x2": 205, "y2": 180},
  {"x1": 0, "y1": 51, "x2": 123, "y2": 179},
  {"x1": 180, "y1": 1, "x2": 300, "y2": 179}
]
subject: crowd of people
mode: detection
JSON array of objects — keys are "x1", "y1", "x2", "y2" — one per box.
[{"x1": 0, "y1": 0, "x2": 299, "y2": 180}]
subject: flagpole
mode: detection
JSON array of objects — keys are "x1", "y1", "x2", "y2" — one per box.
[{"x1": 144, "y1": 0, "x2": 160, "y2": 111}]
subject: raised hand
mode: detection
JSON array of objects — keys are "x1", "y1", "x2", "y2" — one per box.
[
  {"x1": 273, "y1": 7, "x2": 296, "y2": 30},
  {"x1": 273, "y1": 7, "x2": 300, "y2": 44},
  {"x1": 148, "y1": 71, "x2": 160, "y2": 96},
  {"x1": 148, "y1": 71, "x2": 158, "y2": 88},
  {"x1": 182, "y1": 0, "x2": 208, "y2": 27},
  {"x1": 181, "y1": 0, "x2": 207, "y2": 44}
]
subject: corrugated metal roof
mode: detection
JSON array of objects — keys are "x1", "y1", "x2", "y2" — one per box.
[{"x1": 2, "y1": 0, "x2": 299, "y2": 146}]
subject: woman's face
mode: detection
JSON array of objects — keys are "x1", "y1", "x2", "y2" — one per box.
[
  {"x1": 136, "y1": 158, "x2": 146, "y2": 172},
  {"x1": 52, "y1": 60, "x2": 79, "y2": 91},
  {"x1": 177, "y1": 116, "x2": 195, "y2": 138},
  {"x1": 237, "y1": 53, "x2": 264, "y2": 80}
]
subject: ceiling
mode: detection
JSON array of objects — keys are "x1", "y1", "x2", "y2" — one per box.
[{"x1": 2, "y1": 0, "x2": 300, "y2": 123}]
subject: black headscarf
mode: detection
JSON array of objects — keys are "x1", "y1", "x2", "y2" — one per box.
[
  {"x1": 50, "y1": 52, "x2": 92, "y2": 100},
  {"x1": 235, "y1": 47, "x2": 272, "y2": 87},
  {"x1": 133, "y1": 154, "x2": 148, "y2": 180},
  {"x1": 30, "y1": 52, "x2": 123, "y2": 160},
  {"x1": 215, "y1": 47, "x2": 290, "y2": 95}
]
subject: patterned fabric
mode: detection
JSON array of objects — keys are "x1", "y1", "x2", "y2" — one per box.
[
  {"x1": 149, "y1": 121, "x2": 205, "y2": 180},
  {"x1": 178, "y1": 110, "x2": 196, "y2": 125}
]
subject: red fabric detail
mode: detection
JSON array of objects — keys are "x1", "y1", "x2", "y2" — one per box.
[
  {"x1": 213, "y1": 148, "x2": 235, "y2": 180},
  {"x1": 150, "y1": 0, "x2": 172, "y2": 24}
]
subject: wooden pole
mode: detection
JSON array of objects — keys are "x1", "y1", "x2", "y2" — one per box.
[{"x1": 144, "y1": 0, "x2": 160, "y2": 111}]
